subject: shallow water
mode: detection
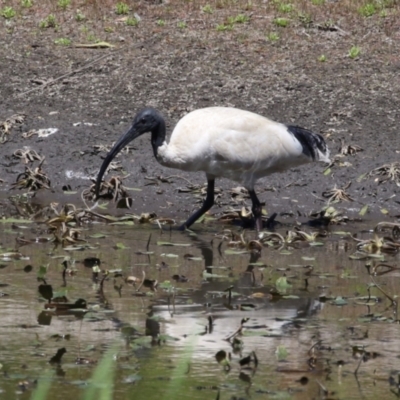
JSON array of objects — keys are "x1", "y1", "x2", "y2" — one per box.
[{"x1": 1, "y1": 219, "x2": 400, "y2": 399}]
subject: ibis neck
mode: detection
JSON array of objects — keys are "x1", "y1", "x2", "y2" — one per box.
[{"x1": 151, "y1": 119, "x2": 166, "y2": 158}]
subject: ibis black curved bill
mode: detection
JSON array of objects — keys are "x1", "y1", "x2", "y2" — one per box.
[
  {"x1": 94, "y1": 107, "x2": 166, "y2": 198},
  {"x1": 94, "y1": 125, "x2": 139, "y2": 198}
]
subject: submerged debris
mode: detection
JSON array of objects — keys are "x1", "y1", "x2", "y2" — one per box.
[
  {"x1": 259, "y1": 227, "x2": 326, "y2": 249},
  {"x1": 366, "y1": 262, "x2": 400, "y2": 276},
  {"x1": 352, "y1": 233, "x2": 400, "y2": 254},
  {"x1": 11, "y1": 158, "x2": 50, "y2": 192},
  {"x1": 375, "y1": 222, "x2": 400, "y2": 239},
  {"x1": 310, "y1": 206, "x2": 349, "y2": 225},
  {"x1": 86, "y1": 175, "x2": 131, "y2": 205},
  {"x1": 217, "y1": 229, "x2": 262, "y2": 252}
]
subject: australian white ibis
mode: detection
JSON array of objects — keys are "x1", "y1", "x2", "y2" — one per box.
[{"x1": 95, "y1": 107, "x2": 330, "y2": 230}]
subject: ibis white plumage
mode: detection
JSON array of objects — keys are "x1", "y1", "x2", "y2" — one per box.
[{"x1": 95, "y1": 107, "x2": 330, "y2": 230}]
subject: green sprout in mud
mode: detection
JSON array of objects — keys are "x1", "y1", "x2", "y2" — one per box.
[
  {"x1": 311, "y1": 0, "x2": 325, "y2": 5},
  {"x1": 348, "y1": 45, "x2": 361, "y2": 59},
  {"x1": 358, "y1": 3, "x2": 376, "y2": 17},
  {"x1": 54, "y1": 38, "x2": 71, "y2": 46},
  {"x1": 115, "y1": 2, "x2": 129, "y2": 15},
  {"x1": 1, "y1": 6, "x2": 16, "y2": 19},
  {"x1": 126, "y1": 17, "x2": 139, "y2": 26},
  {"x1": 231, "y1": 14, "x2": 249, "y2": 23},
  {"x1": 57, "y1": 0, "x2": 70, "y2": 10},
  {"x1": 21, "y1": 0, "x2": 33, "y2": 8},
  {"x1": 298, "y1": 12, "x2": 312, "y2": 26},
  {"x1": 278, "y1": 3, "x2": 293, "y2": 13},
  {"x1": 75, "y1": 11, "x2": 85, "y2": 22},
  {"x1": 177, "y1": 21, "x2": 187, "y2": 29},
  {"x1": 216, "y1": 23, "x2": 232, "y2": 31},
  {"x1": 318, "y1": 54, "x2": 326, "y2": 62},
  {"x1": 217, "y1": 14, "x2": 249, "y2": 31},
  {"x1": 202, "y1": 4, "x2": 213, "y2": 14},
  {"x1": 39, "y1": 14, "x2": 56, "y2": 29},
  {"x1": 267, "y1": 32, "x2": 279, "y2": 41},
  {"x1": 87, "y1": 33, "x2": 99, "y2": 42},
  {"x1": 156, "y1": 19, "x2": 166, "y2": 26},
  {"x1": 274, "y1": 17, "x2": 289, "y2": 27}
]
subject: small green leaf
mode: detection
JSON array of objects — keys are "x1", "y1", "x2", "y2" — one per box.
[
  {"x1": 359, "y1": 204, "x2": 368, "y2": 216},
  {"x1": 275, "y1": 345, "x2": 288, "y2": 361},
  {"x1": 37, "y1": 265, "x2": 49, "y2": 279},
  {"x1": 276, "y1": 276, "x2": 291, "y2": 290},
  {"x1": 0, "y1": 218, "x2": 32, "y2": 224},
  {"x1": 156, "y1": 241, "x2": 191, "y2": 247},
  {"x1": 89, "y1": 233, "x2": 107, "y2": 238},
  {"x1": 202, "y1": 271, "x2": 227, "y2": 278},
  {"x1": 356, "y1": 173, "x2": 367, "y2": 182},
  {"x1": 380, "y1": 208, "x2": 389, "y2": 215},
  {"x1": 224, "y1": 249, "x2": 248, "y2": 255},
  {"x1": 332, "y1": 296, "x2": 348, "y2": 306},
  {"x1": 323, "y1": 168, "x2": 331, "y2": 176},
  {"x1": 160, "y1": 253, "x2": 179, "y2": 258},
  {"x1": 110, "y1": 221, "x2": 134, "y2": 226}
]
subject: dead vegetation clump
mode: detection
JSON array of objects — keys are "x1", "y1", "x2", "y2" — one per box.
[
  {"x1": 368, "y1": 162, "x2": 400, "y2": 186},
  {"x1": 85, "y1": 175, "x2": 132, "y2": 208},
  {"x1": 13, "y1": 147, "x2": 43, "y2": 164},
  {"x1": 0, "y1": 114, "x2": 25, "y2": 143},
  {"x1": 322, "y1": 182, "x2": 354, "y2": 203},
  {"x1": 11, "y1": 158, "x2": 51, "y2": 192}
]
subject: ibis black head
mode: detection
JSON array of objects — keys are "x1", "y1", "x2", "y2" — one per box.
[{"x1": 94, "y1": 107, "x2": 165, "y2": 198}]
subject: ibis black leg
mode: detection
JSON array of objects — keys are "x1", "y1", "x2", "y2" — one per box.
[
  {"x1": 179, "y1": 179, "x2": 215, "y2": 230},
  {"x1": 248, "y1": 190, "x2": 263, "y2": 231}
]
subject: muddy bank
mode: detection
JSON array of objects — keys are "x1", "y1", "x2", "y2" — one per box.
[{"x1": 0, "y1": 1, "x2": 399, "y2": 224}]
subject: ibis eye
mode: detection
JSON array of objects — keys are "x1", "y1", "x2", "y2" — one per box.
[{"x1": 140, "y1": 118, "x2": 146, "y2": 124}]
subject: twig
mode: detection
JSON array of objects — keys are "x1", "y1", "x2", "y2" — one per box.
[
  {"x1": 136, "y1": 270, "x2": 145, "y2": 292},
  {"x1": 17, "y1": 51, "x2": 121, "y2": 97},
  {"x1": 370, "y1": 275, "x2": 397, "y2": 306},
  {"x1": 16, "y1": 39, "x2": 156, "y2": 98},
  {"x1": 354, "y1": 355, "x2": 364, "y2": 376}
]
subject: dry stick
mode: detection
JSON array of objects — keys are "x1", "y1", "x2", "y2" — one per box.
[
  {"x1": 17, "y1": 51, "x2": 120, "y2": 97},
  {"x1": 146, "y1": 234, "x2": 151, "y2": 252},
  {"x1": 136, "y1": 270, "x2": 146, "y2": 292},
  {"x1": 315, "y1": 379, "x2": 329, "y2": 395},
  {"x1": 370, "y1": 275, "x2": 397, "y2": 306},
  {"x1": 16, "y1": 38, "x2": 157, "y2": 98},
  {"x1": 308, "y1": 340, "x2": 322, "y2": 356},
  {"x1": 354, "y1": 354, "x2": 364, "y2": 376},
  {"x1": 224, "y1": 325, "x2": 242, "y2": 342}
]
